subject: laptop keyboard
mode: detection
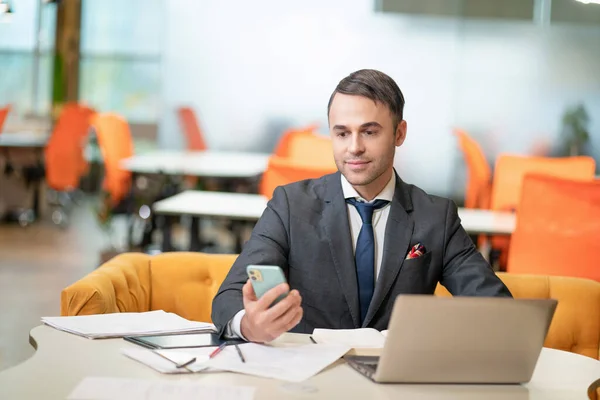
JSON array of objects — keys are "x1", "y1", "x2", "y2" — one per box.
[{"x1": 347, "y1": 356, "x2": 379, "y2": 378}]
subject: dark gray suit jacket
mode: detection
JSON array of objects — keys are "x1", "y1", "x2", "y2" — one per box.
[{"x1": 212, "y1": 172, "x2": 512, "y2": 335}]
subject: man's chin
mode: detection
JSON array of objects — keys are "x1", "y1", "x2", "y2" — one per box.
[{"x1": 342, "y1": 170, "x2": 375, "y2": 187}]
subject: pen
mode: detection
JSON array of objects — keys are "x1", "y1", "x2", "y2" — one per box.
[
  {"x1": 152, "y1": 350, "x2": 195, "y2": 371},
  {"x1": 209, "y1": 342, "x2": 228, "y2": 359},
  {"x1": 309, "y1": 336, "x2": 317, "y2": 344},
  {"x1": 234, "y1": 344, "x2": 246, "y2": 363}
]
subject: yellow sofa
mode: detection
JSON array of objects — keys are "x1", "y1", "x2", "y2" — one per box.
[{"x1": 61, "y1": 252, "x2": 600, "y2": 360}]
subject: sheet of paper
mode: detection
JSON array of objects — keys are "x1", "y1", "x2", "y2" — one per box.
[
  {"x1": 41, "y1": 310, "x2": 215, "y2": 339},
  {"x1": 121, "y1": 347, "x2": 215, "y2": 374},
  {"x1": 312, "y1": 328, "x2": 385, "y2": 348},
  {"x1": 204, "y1": 342, "x2": 351, "y2": 382},
  {"x1": 67, "y1": 376, "x2": 255, "y2": 400}
]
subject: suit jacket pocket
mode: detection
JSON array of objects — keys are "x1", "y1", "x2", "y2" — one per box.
[{"x1": 397, "y1": 251, "x2": 433, "y2": 292}]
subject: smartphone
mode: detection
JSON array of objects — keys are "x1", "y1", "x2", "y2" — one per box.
[{"x1": 246, "y1": 265, "x2": 288, "y2": 306}]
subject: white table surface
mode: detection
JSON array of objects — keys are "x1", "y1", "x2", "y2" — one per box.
[
  {"x1": 0, "y1": 131, "x2": 49, "y2": 148},
  {"x1": 120, "y1": 150, "x2": 271, "y2": 178},
  {"x1": 0, "y1": 325, "x2": 597, "y2": 400},
  {"x1": 153, "y1": 190, "x2": 516, "y2": 235}
]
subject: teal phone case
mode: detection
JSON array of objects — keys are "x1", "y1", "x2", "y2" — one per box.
[{"x1": 246, "y1": 265, "x2": 288, "y2": 306}]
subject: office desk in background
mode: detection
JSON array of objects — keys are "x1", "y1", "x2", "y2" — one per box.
[
  {"x1": 0, "y1": 325, "x2": 598, "y2": 400},
  {"x1": 0, "y1": 132, "x2": 49, "y2": 221},
  {"x1": 152, "y1": 190, "x2": 517, "y2": 251},
  {"x1": 0, "y1": 131, "x2": 49, "y2": 149},
  {"x1": 120, "y1": 150, "x2": 271, "y2": 179}
]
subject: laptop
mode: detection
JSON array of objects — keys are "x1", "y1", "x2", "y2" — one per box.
[{"x1": 345, "y1": 295, "x2": 557, "y2": 384}]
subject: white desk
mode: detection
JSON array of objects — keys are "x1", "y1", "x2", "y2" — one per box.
[
  {"x1": 457, "y1": 208, "x2": 516, "y2": 235},
  {"x1": 153, "y1": 190, "x2": 268, "y2": 220},
  {"x1": 0, "y1": 325, "x2": 598, "y2": 400},
  {"x1": 0, "y1": 132, "x2": 48, "y2": 148},
  {"x1": 120, "y1": 150, "x2": 271, "y2": 179},
  {"x1": 153, "y1": 190, "x2": 517, "y2": 235}
]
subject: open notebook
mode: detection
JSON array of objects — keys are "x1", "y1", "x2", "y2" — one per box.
[{"x1": 311, "y1": 328, "x2": 388, "y2": 355}]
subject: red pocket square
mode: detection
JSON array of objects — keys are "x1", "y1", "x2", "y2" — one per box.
[{"x1": 406, "y1": 243, "x2": 426, "y2": 260}]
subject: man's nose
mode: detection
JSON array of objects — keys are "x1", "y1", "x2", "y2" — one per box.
[{"x1": 348, "y1": 133, "x2": 365, "y2": 154}]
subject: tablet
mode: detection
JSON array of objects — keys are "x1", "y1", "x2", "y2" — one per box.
[{"x1": 124, "y1": 333, "x2": 244, "y2": 349}]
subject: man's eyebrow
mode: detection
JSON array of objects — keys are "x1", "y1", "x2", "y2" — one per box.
[
  {"x1": 360, "y1": 122, "x2": 383, "y2": 129},
  {"x1": 332, "y1": 122, "x2": 383, "y2": 130}
]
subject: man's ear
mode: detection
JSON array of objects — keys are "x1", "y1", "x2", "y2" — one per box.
[{"x1": 395, "y1": 120, "x2": 407, "y2": 147}]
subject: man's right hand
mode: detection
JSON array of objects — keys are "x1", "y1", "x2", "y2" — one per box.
[{"x1": 240, "y1": 279, "x2": 303, "y2": 343}]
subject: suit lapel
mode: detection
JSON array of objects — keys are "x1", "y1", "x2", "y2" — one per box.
[
  {"x1": 363, "y1": 174, "x2": 414, "y2": 327},
  {"x1": 322, "y1": 173, "x2": 361, "y2": 328}
]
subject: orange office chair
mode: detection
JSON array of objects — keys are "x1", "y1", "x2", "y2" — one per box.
[
  {"x1": 453, "y1": 129, "x2": 492, "y2": 209},
  {"x1": 177, "y1": 106, "x2": 207, "y2": 151},
  {"x1": 273, "y1": 124, "x2": 319, "y2": 157},
  {"x1": 491, "y1": 154, "x2": 596, "y2": 213},
  {"x1": 507, "y1": 174, "x2": 600, "y2": 282},
  {"x1": 0, "y1": 104, "x2": 10, "y2": 132},
  {"x1": 490, "y1": 154, "x2": 596, "y2": 270},
  {"x1": 259, "y1": 155, "x2": 338, "y2": 199},
  {"x1": 92, "y1": 113, "x2": 134, "y2": 209},
  {"x1": 177, "y1": 106, "x2": 209, "y2": 189},
  {"x1": 44, "y1": 103, "x2": 96, "y2": 226}
]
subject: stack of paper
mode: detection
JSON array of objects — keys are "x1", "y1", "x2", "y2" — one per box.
[
  {"x1": 42, "y1": 310, "x2": 215, "y2": 339},
  {"x1": 122, "y1": 342, "x2": 351, "y2": 382}
]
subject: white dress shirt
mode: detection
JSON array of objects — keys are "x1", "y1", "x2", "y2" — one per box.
[
  {"x1": 226, "y1": 172, "x2": 397, "y2": 340},
  {"x1": 341, "y1": 172, "x2": 396, "y2": 280}
]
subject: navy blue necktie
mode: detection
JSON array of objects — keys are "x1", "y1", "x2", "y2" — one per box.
[{"x1": 346, "y1": 198, "x2": 390, "y2": 325}]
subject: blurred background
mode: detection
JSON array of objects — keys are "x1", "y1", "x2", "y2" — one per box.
[{"x1": 0, "y1": 0, "x2": 598, "y2": 372}]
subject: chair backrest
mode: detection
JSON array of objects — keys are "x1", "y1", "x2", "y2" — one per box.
[
  {"x1": 60, "y1": 252, "x2": 239, "y2": 324},
  {"x1": 286, "y1": 132, "x2": 335, "y2": 167},
  {"x1": 44, "y1": 103, "x2": 96, "y2": 190},
  {"x1": 92, "y1": 113, "x2": 134, "y2": 206},
  {"x1": 435, "y1": 272, "x2": 600, "y2": 360},
  {"x1": 506, "y1": 174, "x2": 600, "y2": 282},
  {"x1": 491, "y1": 154, "x2": 596, "y2": 212},
  {"x1": 177, "y1": 107, "x2": 207, "y2": 151},
  {"x1": 454, "y1": 129, "x2": 492, "y2": 209},
  {"x1": 0, "y1": 104, "x2": 10, "y2": 133},
  {"x1": 274, "y1": 124, "x2": 319, "y2": 157},
  {"x1": 259, "y1": 155, "x2": 338, "y2": 199}
]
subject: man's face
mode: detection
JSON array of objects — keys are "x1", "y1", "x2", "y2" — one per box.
[{"x1": 328, "y1": 93, "x2": 406, "y2": 189}]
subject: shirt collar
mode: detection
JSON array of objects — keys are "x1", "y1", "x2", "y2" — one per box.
[{"x1": 341, "y1": 170, "x2": 396, "y2": 203}]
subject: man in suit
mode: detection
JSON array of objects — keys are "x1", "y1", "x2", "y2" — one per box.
[{"x1": 212, "y1": 69, "x2": 512, "y2": 343}]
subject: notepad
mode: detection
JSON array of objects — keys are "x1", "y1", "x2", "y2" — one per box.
[
  {"x1": 311, "y1": 328, "x2": 388, "y2": 355},
  {"x1": 42, "y1": 310, "x2": 215, "y2": 339}
]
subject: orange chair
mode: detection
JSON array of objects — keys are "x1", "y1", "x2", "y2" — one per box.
[
  {"x1": 177, "y1": 106, "x2": 207, "y2": 151},
  {"x1": 507, "y1": 174, "x2": 600, "y2": 282},
  {"x1": 45, "y1": 103, "x2": 95, "y2": 191},
  {"x1": 259, "y1": 155, "x2": 338, "y2": 199},
  {"x1": 491, "y1": 154, "x2": 596, "y2": 213},
  {"x1": 92, "y1": 113, "x2": 134, "y2": 208},
  {"x1": 453, "y1": 129, "x2": 492, "y2": 209},
  {"x1": 0, "y1": 104, "x2": 10, "y2": 133},
  {"x1": 44, "y1": 104, "x2": 96, "y2": 225},
  {"x1": 274, "y1": 124, "x2": 319, "y2": 157},
  {"x1": 489, "y1": 154, "x2": 596, "y2": 270}
]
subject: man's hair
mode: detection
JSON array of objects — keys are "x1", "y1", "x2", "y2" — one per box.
[{"x1": 327, "y1": 69, "x2": 405, "y2": 127}]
